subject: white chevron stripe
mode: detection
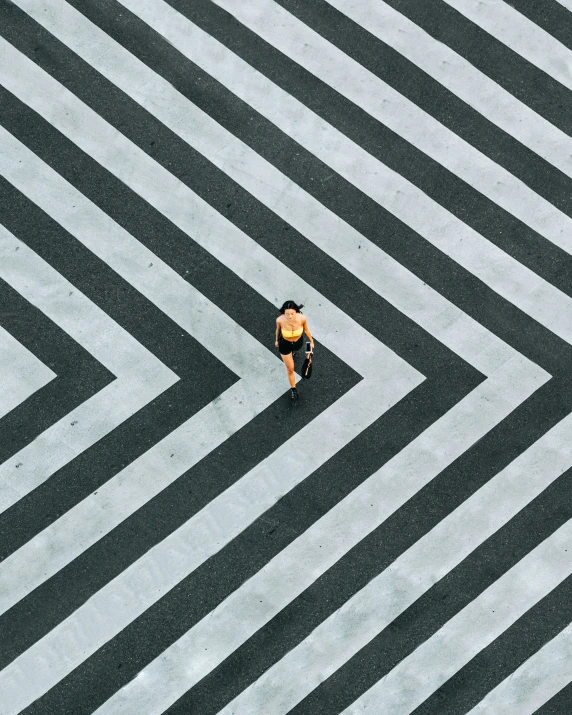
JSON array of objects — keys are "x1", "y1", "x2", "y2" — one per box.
[
  {"x1": 555, "y1": 0, "x2": 572, "y2": 11},
  {"x1": 467, "y1": 622, "x2": 572, "y2": 715},
  {"x1": 342, "y1": 520, "x2": 572, "y2": 714},
  {"x1": 0, "y1": 225, "x2": 177, "y2": 510},
  {"x1": 0, "y1": 0, "x2": 547, "y2": 620},
  {"x1": 0, "y1": 57, "x2": 417, "y2": 597},
  {"x1": 128, "y1": 4, "x2": 572, "y2": 712},
  {"x1": 326, "y1": 0, "x2": 572, "y2": 180},
  {"x1": 0, "y1": 132, "x2": 281, "y2": 382},
  {"x1": 13, "y1": 0, "x2": 525, "y2": 375},
  {"x1": 0, "y1": 11, "x2": 560, "y2": 715},
  {"x1": 113, "y1": 0, "x2": 572, "y2": 345},
  {"x1": 206, "y1": 0, "x2": 572, "y2": 253},
  {"x1": 94, "y1": 353, "x2": 549, "y2": 715},
  {"x1": 0, "y1": 46, "x2": 420, "y2": 715},
  {"x1": 0, "y1": 325, "x2": 55, "y2": 420},
  {"x1": 220, "y1": 397, "x2": 571, "y2": 714},
  {"x1": 0, "y1": 381, "x2": 388, "y2": 715},
  {"x1": 0, "y1": 40, "x2": 408, "y2": 383},
  {"x1": 0, "y1": 14, "x2": 554, "y2": 715},
  {"x1": 0, "y1": 129, "x2": 290, "y2": 611},
  {"x1": 443, "y1": 0, "x2": 572, "y2": 92}
]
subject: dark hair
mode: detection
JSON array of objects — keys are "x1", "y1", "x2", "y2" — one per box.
[{"x1": 279, "y1": 300, "x2": 304, "y2": 314}]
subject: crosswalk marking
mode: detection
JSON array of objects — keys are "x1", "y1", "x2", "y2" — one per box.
[
  {"x1": 0, "y1": 130, "x2": 420, "y2": 617},
  {"x1": 219, "y1": 401, "x2": 571, "y2": 714},
  {"x1": 1, "y1": 1, "x2": 571, "y2": 713},
  {"x1": 0, "y1": 380, "x2": 390, "y2": 715},
  {"x1": 93, "y1": 352, "x2": 548, "y2": 715},
  {"x1": 112, "y1": 0, "x2": 572, "y2": 345},
  {"x1": 0, "y1": 325, "x2": 55, "y2": 420},
  {"x1": 0, "y1": 27, "x2": 424, "y2": 715},
  {"x1": 443, "y1": 0, "x2": 572, "y2": 92},
  {"x1": 0, "y1": 129, "x2": 278, "y2": 377},
  {"x1": 13, "y1": 0, "x2": 522, "y2": 375},
  {"x1": 0, "y1": 156, "x2": 419, "y2": 713},
  {"x1": 209, "y1": 0, "x2": 572, "y2": 256},
  {"x1": 342, "y1": 515, "x2": 572, "y2": 714},
  {"x1": 0, "y1": 223, "x2": 177, "y2": 512},
  {"x1": 326, "y1": 0, "x2": 572, "y2": 180},
  {"x1": 5, "y1": 0, "x2": 556, "y2": 640},
  {"x1": 467, "y1": 622, "x2": 572, "y2": 715},
  {"x1": 0, "y1": 38, "x2": 413, "y2": 381},
  {"x1": 1, "y1": 0, "x2": 546, "y2": 617}
]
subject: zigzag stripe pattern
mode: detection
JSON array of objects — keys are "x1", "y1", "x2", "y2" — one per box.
[
  {"x1": 0, "y1": 323, "x2": 55, "y2": 423},
  {"x1": 0, "y1": 0, "x2": 571, "y2": 713}
]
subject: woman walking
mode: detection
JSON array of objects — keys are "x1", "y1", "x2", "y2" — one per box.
[{"x1": 275, "y1": 300, "x2": 314, "y2": 402}]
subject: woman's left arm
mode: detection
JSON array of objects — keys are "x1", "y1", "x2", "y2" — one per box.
[{"x1": 303, "y1": 318, "x2": 314, "y2": 349}]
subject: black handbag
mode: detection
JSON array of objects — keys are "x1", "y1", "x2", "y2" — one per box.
[{"x1": 301, "y1": 351, "x2": 313, "y2": 379}]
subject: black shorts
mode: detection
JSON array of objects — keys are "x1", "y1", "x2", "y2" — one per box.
[{"x1": 278, "y1": 334, "x2": 304, "y2": 355}]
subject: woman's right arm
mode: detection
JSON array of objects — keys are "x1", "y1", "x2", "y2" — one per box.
[{"x1": 275, "y1": 317, "x2": 281, "y2": 346}]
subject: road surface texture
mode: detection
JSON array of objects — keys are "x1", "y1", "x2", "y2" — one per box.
[{"x1": 1, "y1": 0, "x2": 572, "y2": 713}]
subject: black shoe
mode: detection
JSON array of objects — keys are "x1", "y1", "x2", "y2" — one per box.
[{"x1": 290, "y1": 387, "x2": 299, "y2": 403}]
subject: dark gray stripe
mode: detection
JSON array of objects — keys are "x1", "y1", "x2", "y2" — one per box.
[
  {"x1": 2, "y1": 6, "x2": 569, "y2": 715},
  {"x1": 162, "y1": 381, "x2": 572, "y2": 715},
  {"x1": 0, "y1": 260, "x2": 113, "y2": 466},
  {"x1": 271, "y1": 0, "x2": 572, "y2": 216},
  {"x1": 411, "y1": 574, "x2": 572, "y2": 715},
  {"x1": 535, "y1": 680, "x2": 572, "y2": 715},
  {"x1": 380, "y1": 0, "x2": 572, "y2": 134},
  {"x1": 0, "y1": 135, "x2": 238, "y2": 563},
  {"x1": 7, "y1": 0, "x2": 571, "y2": 376},
  {"x1": 503, "y1": 0, "x2": 572, "y2": 51},
  {"x1": 0, "y1": 9, "x2": 482, "y2": 714},
  {"x1": 163, "y1": 0, "x2": 572, "y2": 297}
]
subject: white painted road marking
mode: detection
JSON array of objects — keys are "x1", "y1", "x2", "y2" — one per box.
[
  {"x1": 443, "y1": 0, "x2": 572, "y2": 92},
  {"x1": 467, "y1": 621, "x2": 572, "y2": 715},
  {"x1": 0, "y1": 223, "x2": 177, "y2": 511},
  {"x1": 0, "y1": 325, "x2": 55, "y2": 420},
  {"x1": 326, "y1": 0, "x2": 572, "y2": 181}
]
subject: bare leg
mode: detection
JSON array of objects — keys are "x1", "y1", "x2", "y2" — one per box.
[{"x1": 280, "y1": 352, "x2": 296, "y2": 388}]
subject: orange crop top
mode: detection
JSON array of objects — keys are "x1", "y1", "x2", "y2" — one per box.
[{"x1": 281, "y1": 325, "x2": 304, "y2": 339}]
